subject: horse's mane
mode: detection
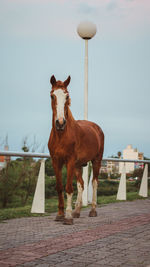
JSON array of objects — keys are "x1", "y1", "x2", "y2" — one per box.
[{"x1": 68, "y1": 107, "x2": 75, "y2": 122}]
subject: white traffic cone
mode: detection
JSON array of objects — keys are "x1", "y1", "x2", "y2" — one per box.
[
  {"x1": 31, "y1": 159, "x2": 45, "y2": 213},
  {"x1": 117, "y1": 163, "x2": 126, "y2": 200},
  {"x1": 139, "y1": 164, "x2": 148, "y2": 197}
]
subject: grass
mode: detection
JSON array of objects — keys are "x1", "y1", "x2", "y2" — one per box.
[
  {"x1": 0, "y1": 197, "x2": 58, "y2": 222},
  {"x1": 0, "y1": 191, "x2": 149, "y2": 222},
  {"x1": 97, "y1": 191, "x2": 149, "y2": 205}
]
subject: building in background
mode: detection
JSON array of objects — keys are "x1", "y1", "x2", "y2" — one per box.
[
  {"x1": 100, "y1": 160, "x2": 107, "y2": 173},
  {"x1": 119, "y1": 144, "x2": 144, "y2": 174},
  {"x1": 106, "y1": 161, "x2": 119, "y2": 174},
  {"x1": 0, "y1": 155, "x2": 6, "y2": 170},
  {"x1": 0, "y1": 136, "x2": 11, "y2": 170},
  {"x1": 100, "y1": 160, "x2": 119, "y2": 175}
]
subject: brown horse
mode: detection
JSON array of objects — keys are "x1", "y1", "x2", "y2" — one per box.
[{"x1": 48, "y1": 75, "x2": 104, "y2": 225}]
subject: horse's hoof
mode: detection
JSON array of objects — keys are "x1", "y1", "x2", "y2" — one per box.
[
  {"x1": 89, "y1": 210, "x2": 97, "y2": 217},
  {"x1": 55, "y1": 215, "x2": 65, "y2": 221},
  {"x1": 72, "y1": 212, "x2": 80, "y2": 218},
  {"x1": 63, "y1": 218, "x2": 74, "y2": 225}
]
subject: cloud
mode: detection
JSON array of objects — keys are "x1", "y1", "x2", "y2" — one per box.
[
  {"x1": 78, "y1": 2, "x2": 97, "y2": 15},
  {"x1": 0, "y1": 0, "x2": 150, "y2": 42},
  {"x1": 0, "y1": 0, "x2": 79, "y2": 40},
  {"x1": 106, "y1": 1, "x2": 118, "y2": 11}
]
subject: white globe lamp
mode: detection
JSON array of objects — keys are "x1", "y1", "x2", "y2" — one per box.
[{"x1": 77, "y1": 21, "x2": 97, "y2": 40}]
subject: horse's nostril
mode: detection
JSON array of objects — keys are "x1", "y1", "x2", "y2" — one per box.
[
  {"x1": 56, "y1": 120, "x2": 59, "y2": 127},
  {"x1": 55, "y1": 119, "x2": 66, "y2": 130}
]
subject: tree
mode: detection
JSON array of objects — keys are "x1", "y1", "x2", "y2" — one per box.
[
  {"x1": 117, "y1": 151, "x2": 122, "y2": 158},
  {"x1": 132, "y1": 168, "x2": 143, "y2": 179},
  {"x1": 0, "y1": 159, "x2": 40, "y2": 208},
  {"x1": 0, "y1": 140, "x2": 41, "y2": 208},
  {"x1": 0, "y1": 160, "x2": 24, "y2": 207},
  {"x1": 22, "y1": 136, "x2": 29, "y2": 152}
]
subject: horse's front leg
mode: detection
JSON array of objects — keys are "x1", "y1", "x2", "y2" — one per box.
[
  {"x1": 52, "y1": 159, "x2": 64, "y2": 221},
  {"x1": 64, "y1": 158, "x2": 75, "y2": 225},
  {"x1": 72, "y1": 167, "x2": 84, "y2": 218}
]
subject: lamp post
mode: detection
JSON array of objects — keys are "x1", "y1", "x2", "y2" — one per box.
[{"x1": 77, "y1": 21, "x2": 97, "y2": 206}]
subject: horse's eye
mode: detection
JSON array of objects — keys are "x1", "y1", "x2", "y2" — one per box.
[
  {"x1": 51, "y1": 95, "x2": 55, "y2": 100},
  {"x1": 66, "y1": 95, "x2": 69, "y2": 100}
]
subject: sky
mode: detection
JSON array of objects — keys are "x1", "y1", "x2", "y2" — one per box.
[{"x1": 0, "y1": 0, "x2": 150, "y2": 158}]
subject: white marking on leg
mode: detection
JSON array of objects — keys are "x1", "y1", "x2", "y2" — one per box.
[
  {"x1": 92, "y1": 179, "x2": 98, "y2": 209},
  {"x1": 75, "y1": 182, "x2": 83, "y2": 209},
  {"x1": 66, "y1": 193, "x2": 73, "y2": 219}
]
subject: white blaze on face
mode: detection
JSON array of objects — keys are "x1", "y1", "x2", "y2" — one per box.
[{"x1": 53, "y1": 89, "x2": 67, "y2": 122}]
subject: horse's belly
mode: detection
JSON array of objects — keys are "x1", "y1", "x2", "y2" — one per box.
[
  {"x1": 75, "y1": 145, "x2": 99, "y2": 167},
  {"x1": 75, "y1": 158, "x2": 88, "y2": 167},
  {"x1": 75, "y1": 130, "x2": 103, "y2": 165}
]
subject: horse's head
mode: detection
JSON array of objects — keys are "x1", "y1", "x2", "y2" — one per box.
[{"x1": 50, "y1": 75, "x2": 71, "y2": 131}]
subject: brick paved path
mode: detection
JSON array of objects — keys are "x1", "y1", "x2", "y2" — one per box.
[{"x1": 0, "y1": 199, "x2": 150, "y2": 267}]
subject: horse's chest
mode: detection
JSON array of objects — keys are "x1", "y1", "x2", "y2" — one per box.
[{"x1": 50, "y1": 141, "x2": 74, "y2": 160}]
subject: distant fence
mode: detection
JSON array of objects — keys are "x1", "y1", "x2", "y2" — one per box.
[
  {"x1": 0, "y1": 150, "x2": 149, "y2": 213},
  {"x1": 0, "y1": 151, "x2": 50, "y2": 159},
  {"x1": 0, "y1": 150, "x2": 150, "y2": 163}
]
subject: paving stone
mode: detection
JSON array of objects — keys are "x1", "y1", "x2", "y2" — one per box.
[{"x1": 0, "y1": 199, "x2": 150, "y2": 267}]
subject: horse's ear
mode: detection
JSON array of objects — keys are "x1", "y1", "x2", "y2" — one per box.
[
  {"x1": 64, "y1": 76, "x2": 71, "y2": 87},
  {"x1": 50, "y1": 75, "x2": 56, "y2": 86}
]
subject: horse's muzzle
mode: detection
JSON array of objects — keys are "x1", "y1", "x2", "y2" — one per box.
[{"x1": 55, "y1": 119, "x2": 66, "y2": 131}]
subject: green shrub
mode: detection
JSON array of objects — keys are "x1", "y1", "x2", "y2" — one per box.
[
  {"x1": 0, "y1": 159, "x2": 40, "y2": 208},
  {"x1": 99, "y1": 172, "x2": 108, "y2": 179},
  {"x1": 97, "y1": 180, "x2": 118, "y2": 196},
  {"x1": 45, "y1": 158, "x2": 55, "y2": 176},
  {"x1": 45, "y1": 175, "x2": 57, "y2": 198},
  {"x1": 45, "y1": 165, "x2": 77, "y2": 198}
]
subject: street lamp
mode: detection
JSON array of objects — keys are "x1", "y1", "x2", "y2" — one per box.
[
  {"x1": 77, "y1": 21, "x2": 97, "y2": 120},
  {"x1": 77, "y1": 21, "x2": 97, "y2": 206}
]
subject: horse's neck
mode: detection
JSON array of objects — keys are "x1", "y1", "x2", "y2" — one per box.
[{"x1": 67, "y1": 107, "x2": 75, "y2": 124}]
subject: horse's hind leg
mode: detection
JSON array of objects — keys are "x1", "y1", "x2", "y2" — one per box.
[
  {"x1": 72, "y1": 167, "x2": 84, "y2": 218},
  {"x1": 89, "y1": 158, "x2": 101, "y2": 217}
]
